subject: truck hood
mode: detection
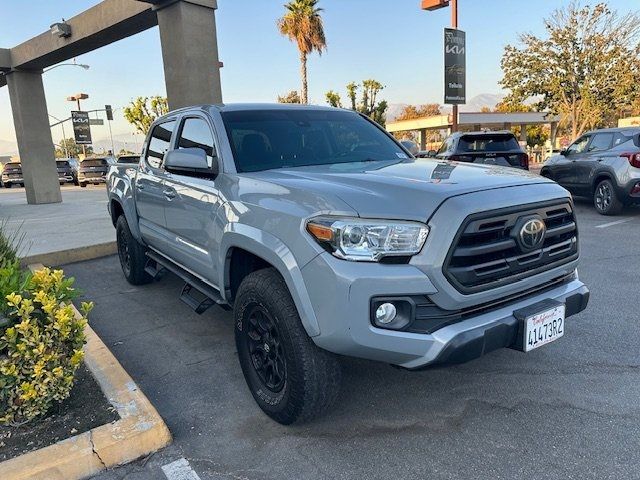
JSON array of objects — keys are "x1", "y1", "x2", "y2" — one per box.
[{"x1": 246, "y1": 159, "x2": 560, "y2": 221}]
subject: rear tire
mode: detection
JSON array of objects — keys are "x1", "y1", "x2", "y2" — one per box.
[
  {"x1": 234, "y1": 268, "x2": 341, "y2": 425},
  {"x1": 80, "y1": 183, "x2": 87, "y2": 188},
  {"x1": 115, "y1": 215, "x2": 153, "y2": 285},
  {"x1": 594, "y1": 179, "x2": 623, "y2": 215}
]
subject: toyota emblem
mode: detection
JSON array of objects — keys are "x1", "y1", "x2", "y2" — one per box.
[{"x1": 519, "y1": 218, "x2": 546, "y2": 250}]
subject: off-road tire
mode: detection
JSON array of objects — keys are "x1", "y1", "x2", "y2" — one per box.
[
  {"x1": 234, "y1": 268, "x2": 341, "y2": 424},
  {"x1": 115, "y1": 215, "x2": 153, "y2": 285},
  {"x1": 594, "y1": 179, "x2": 623, "y2": 215}
]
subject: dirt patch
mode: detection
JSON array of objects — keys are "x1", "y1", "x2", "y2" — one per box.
[{"x1": 0, "y1": 363, "x2": 119, "y2": 462}]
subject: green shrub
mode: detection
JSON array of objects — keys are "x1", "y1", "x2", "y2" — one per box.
[{"x1": 0, "y1": 262, "x2": 92, "y2": 424}]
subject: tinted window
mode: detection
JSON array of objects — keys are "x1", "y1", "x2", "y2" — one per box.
[
  {"x1": 82, "y1": 159, "x2": 108, "y2": 167},
  {"x1": 146, "y1": 120, "x2": 176, "y2": 168},
  {"x1": 566, "y1": 135, "x2": 591, "y2": 155},
  {"x1": 3, "y1": 163, "x2": 21, "y2": 172},
  {"x1": 588, "y1": 133, "x2": 613, "y2": 152},
  {"x1": 611, "y1": 132, "x2": 635, "y2": 149},
  {"x1": 117, "y1": 155, "x2": 139, "y2": 164},
  {"x1": 177, "y1": 118, "x2": 216, "y2": 167},
  {"x1": 56, "y1": 161, "x2": 70, "y2": 167},
  {"x1": 458, "y1": 134, "x2": 520, "y2": 152},
  {"x1": 221, "y1": 109, "x2": 406, "y2": 172}
]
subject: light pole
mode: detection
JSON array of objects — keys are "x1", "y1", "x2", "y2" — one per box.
[
  {"x1": 48, "y1": 114, "x2": 69, "y2": 157},
  {"x1": 421, "y1": 0, "x2": 461, "y2": 133},
  {"x1": 43, "y1": 63, "x2": 90, "y2": 73}
]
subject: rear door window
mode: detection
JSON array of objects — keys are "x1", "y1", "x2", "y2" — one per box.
[
  {"x1": 587, "y1": 133, "x2": 614, "y2": 152},
  {"x1": 146, "y1": 120, "x2": 176, "y2": 169}
]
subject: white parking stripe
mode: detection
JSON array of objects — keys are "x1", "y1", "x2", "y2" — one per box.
[
  {"x1": 162, "y1": 458, "x2": 202, "y2": 480},
  {"x1": 595, "y1": 218, "x2": 633, "y2": 229}
]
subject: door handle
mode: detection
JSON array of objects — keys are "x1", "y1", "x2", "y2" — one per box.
[{"x1": 163, "y1": 189, "x2": 176, "y2": 199}]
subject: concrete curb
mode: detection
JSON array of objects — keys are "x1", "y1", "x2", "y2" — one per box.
[
  {"x1": 0, "y1": 263, "x2": 172, "y2": 480},
  {"x1": 20, "y1": 241, "x2": 117, "y2": 268}
]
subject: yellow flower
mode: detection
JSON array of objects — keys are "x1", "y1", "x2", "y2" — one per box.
[
  {"x1": 81, "y1": 301, "x2": 94, "y2": 314},
  {"x1": 33, "y1": 360, "x2": 45, "y2": 377},
  {"x1": 42, "y1": 300, "x2": 57, "y2": 315},
  {"x1": 70, "y1": 349, "x2": 84, "y2": 366},
  {"x1": 0, "y1": 362, "x2": 17, "y2": 376},
  {"x1": 19, "y1": 382, "x2": 37, "y2": 401},
  {"x1": 51, "y1": 269, "x2": 64, "y2": 286},
  {"x1": 18, "y1": 298, "x2": 35, "y2": 317},
  {"x1": 6, "y1": 292, "x2": 22, "y2": 307},
  {"x1": 52, "y1": 366, "x2": 64, "y2": 377},
  {"x1": 33, "y1": 290, "x2": 51, "y2": 305}
]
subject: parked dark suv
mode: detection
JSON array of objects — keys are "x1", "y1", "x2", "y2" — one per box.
[
  {"x1": 1, "y1": 162, "x2": 23, "y2": 188},
  {"x1": 541, "y1": 127, "x2": 640, "y2": 215},
  {"x1": 78, "y1": 158, "x2": 109, "y2": 187},
  {"x1": 56, "y1": 159, "x2": 75, "y2": 185},
  {"x1": 431, "y1": 131, "x2": 529, "y2": 170}
]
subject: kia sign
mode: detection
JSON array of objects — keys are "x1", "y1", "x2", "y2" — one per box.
[
  {"x1": 71, "y1": 111, "x2": 92, "y2": 145},
  {"x1": 444, "y1": 28, "x2": 466, "y2": 105}
]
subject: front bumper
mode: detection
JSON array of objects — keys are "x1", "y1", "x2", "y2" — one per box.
[
  {"x1": 58, "y1": 175, "x2": 74, "y2": 183},
  {"x1": 302, "y1": 252, "x2": 588, "y2": 369}
]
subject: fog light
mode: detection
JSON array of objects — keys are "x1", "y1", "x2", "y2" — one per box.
[{"x1": 375, "y1": 303, "x2": 397, "y2": 324}]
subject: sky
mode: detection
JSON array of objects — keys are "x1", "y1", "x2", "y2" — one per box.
[{"x1": 0, "y1": 0, "x2": 637, "y2": 153}]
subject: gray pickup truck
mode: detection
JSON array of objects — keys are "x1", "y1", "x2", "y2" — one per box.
[{"x1": 107, "y1": 104, "x2": 589, "y2": 424}]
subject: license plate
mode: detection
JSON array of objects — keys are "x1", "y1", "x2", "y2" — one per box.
[{"x1": 524, "y1": 304, "x2": 565, "y2": 352}]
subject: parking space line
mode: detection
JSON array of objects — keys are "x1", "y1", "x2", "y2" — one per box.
[
  {"x1": 595, "y1": 218, "x2": 633, "y2": 228},
  {"x1": 161, "y1": 458, "x2": 202, "y2": 480}
]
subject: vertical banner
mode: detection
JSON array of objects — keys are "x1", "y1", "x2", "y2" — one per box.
[
  {"x1": 71, "y1": 111, "x2": 92, "y2": 144},
  {"x1": 444, "y1": 28, "x2": 466, "y2": 105}
]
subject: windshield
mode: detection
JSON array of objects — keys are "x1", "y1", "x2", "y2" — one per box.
[
  {"x1": 56, "y1": 161, "x2": 70, "y2": 167},
  {"x1": 4, "y1": 163, "x2": 21, "y2": 172},
  {"x1": 458, "y1": 134, "x2": 520, "y2": 152},
  {"x1": 221, "y1": 109, "x2": 408, "y2": 172}
]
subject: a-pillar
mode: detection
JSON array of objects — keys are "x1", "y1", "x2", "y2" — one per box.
[
  {"x1": 156, "y1": 0, "x2": 222, "y2": 110},
  {"x1": 6, "y1": 70, "x2": 61, "y2": 204}
]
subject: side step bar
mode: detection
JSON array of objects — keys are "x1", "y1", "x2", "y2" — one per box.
[{"x1": 145, "y1": 250, "x2": 225, "y2": 314}]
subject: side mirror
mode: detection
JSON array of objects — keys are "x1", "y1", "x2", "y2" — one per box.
[
  {"x1": 427, "y1": 150, "x2": 437, "y2": 158},
  {"x1": 559, "y1": 148, "x2": 568, "y2": 156},
  {"x1": 164, "y1": 148, "x2": 216, "y2": 178}
]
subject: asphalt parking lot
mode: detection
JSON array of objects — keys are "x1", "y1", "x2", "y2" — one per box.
[{"x1": 63, "y1": 199, "x2": 640, "y2": 480}]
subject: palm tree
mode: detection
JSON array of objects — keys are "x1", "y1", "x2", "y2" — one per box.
[{"x1": 277, "y1": 0, "x2": 326, "y2": 104}]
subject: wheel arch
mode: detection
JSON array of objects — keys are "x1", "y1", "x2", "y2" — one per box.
[
  {"x1": 591, "y1": 171, "x2": 615, "y2": 194},
  {"x1": 109, "y1": 195, "x2": 143, "y2": 242},
  {"x1": 219, "y1": 225, "x2": 321, "y2": 337}
]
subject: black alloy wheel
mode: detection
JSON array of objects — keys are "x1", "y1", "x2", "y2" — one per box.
[{"x1": 246, "y1": 305, "x2": 286, "y2": 392}]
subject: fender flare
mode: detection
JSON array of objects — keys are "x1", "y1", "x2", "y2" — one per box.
[
  {"x1": 109, "y1": 194, "x2": 143, "y2": 242},
  {"x1": 218, "y1": 224, "x2": 321, "y2": 337}
]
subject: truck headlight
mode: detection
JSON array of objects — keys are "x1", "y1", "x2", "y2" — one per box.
[{"x1": 306, "y1": 216, "x2": 429, "y2": 262}]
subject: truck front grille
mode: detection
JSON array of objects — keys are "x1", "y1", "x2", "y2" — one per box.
[{"x1": 443, "y1": 201, "x2": 578, "y2": 293}]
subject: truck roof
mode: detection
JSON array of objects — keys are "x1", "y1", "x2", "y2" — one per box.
[{"x1": 153, "y1": 103, "x2": 354, "y2": 123}]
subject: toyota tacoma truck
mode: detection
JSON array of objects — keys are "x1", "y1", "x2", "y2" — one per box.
[{"x1": 107, "y1": 104, "x2": 589, "y2": 424}]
